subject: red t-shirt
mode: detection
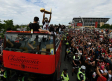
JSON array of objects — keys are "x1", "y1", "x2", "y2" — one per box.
[
  {"x1": 97, "y1": 76, "x2": 107, "y2": 81},
  {"x1": 102, "y1": 49, "x2": 107, "y2": 54},
  {"x1": 108, "y1": 55, "x2": 112, "y2": 58},
  {"x1": 67, "y1": 36, "x2": 69, "y2": 39},
  {"x1": 109, "y1": 39, "x2": 112, "y2": 43}
]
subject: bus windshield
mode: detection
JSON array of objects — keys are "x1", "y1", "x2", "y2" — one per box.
[{"x1": 4, "y1": 33, "x2": 54, "y2": 55}]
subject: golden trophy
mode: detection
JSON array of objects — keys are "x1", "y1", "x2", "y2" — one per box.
[{"x1": 40, "y1": 8, "x2": 52, "y2": 14}]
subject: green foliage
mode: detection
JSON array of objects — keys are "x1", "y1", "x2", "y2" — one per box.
[
  {"x1": 0, "y1": 33, "x2": 4, "y2": 38},
  {"x1": 0, "y1": 19, "x2": 19, "y2": 38},
  {"x1": 100, "y1": 24, "x2": 112, "y2": 29},
  {"x1": 3, "y1": 20, "x2": 14, "y2": 31},
  {"x1": 13, "y1": 25, "x2": 20, "y2": 31},
  {"x1": 26, "y1": 26, "x2": 30, "y2": 31},
  {"x1": 110, "y1": 25, "x2": 112, "y2": 29},
  {"x1": 97, "y1": 24, "x2": 100, "y2": 28},
  {"x1": 0, "y1": 19, "x2": 36, "y2": 38},
  {"x1": 0, "y1": 20, "x2": 37, "y2": 38}
]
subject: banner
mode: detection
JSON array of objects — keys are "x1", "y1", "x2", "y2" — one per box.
[
  {"x1": 77, "y1": 23, "x2": 82, "y2": 26},
  {"x1": 95, "y1": 22, "x2": 98, "y2": 28},
  {"x1": 3, "y1": 50, "x2": 55, "y2": 74}
]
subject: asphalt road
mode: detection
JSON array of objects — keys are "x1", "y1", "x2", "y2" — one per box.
[{"x1": 60, "y1": 43, "x2": 77, "y2": 81}]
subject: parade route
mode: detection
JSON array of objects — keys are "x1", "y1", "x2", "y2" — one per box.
[{"x1": 60, "y1": 43, "x2": 77, "y2": 81}]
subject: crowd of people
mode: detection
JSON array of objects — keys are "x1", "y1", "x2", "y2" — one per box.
[
  {"x1": 0, "y1": 36, "x2": 3, "y2": 60},
  {"x1": 1, "y1": 13, "x2": 112, "y2": 81},
  {"x1": 63, "y1": 28, "x2": 112, "y2": 81}
]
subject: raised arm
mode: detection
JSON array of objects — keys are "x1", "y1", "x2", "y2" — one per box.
[
  {"x1": 38, "y1": 29, "x2": 51, "y2": 34},
  {"x1": 48, "y1": 14, "x2": 51, "y2": 23},
  {"x1": 77, "y1": 48, "x2": 80, "y2": 53},
  {"x1": 42, "y1": 12, "x2": 45, "y2": 24},
  {"x1": 96, "y1": 67, "x2": 102, "y2": 77}
]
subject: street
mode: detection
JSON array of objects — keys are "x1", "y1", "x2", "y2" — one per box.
[{"x1": 60, "y1": 43, "x2": 77, "y2": 81}]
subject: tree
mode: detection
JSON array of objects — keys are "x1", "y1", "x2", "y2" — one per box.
[
  {"x1": 97, "y1": 24, "x2": 100, "y2": 28},
  {"x1": 13, "y1": 25, "x2": 20, "y2": 31},
  {"x1": 110, "y1": 25, "x2": 112, "y2": 29},
  {"x1": 26, "y1": 25, "x2": 30, "y2": 31},
  {"x1": 3, "y1": 20, "x2": 14, "y2": 32},
  {"x1": 0, "y1": 19, "x2": 14, "y2": 38},
  {"x1": 100, "y1": 24, "x2": 110, "y2": 29}
]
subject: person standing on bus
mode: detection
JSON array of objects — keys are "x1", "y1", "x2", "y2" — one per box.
[
  {"x1": 29, "y1": 16, "x2": 51, "y2": 34},
  {"x1": 42, "y1": 12, "x2": 51, "y2": 30},
  {"x1": 49, "y1": 24, "x2": 54, "y2": 34},
  {"x1": 60, "y1": 69, "x2": 69, "y2": 81}
]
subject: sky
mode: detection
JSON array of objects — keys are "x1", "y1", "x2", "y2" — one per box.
[{"x1": 0, "y1": 0, "x2": 112, "y2": 25}]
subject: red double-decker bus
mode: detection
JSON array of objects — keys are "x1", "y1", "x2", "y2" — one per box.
[{"x1": 3, "y1": 31, "x2": 62, "y2": 81}]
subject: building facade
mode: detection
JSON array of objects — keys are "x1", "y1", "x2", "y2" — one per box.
[{"x1": 72, "y1": 17, "x2": 110, "y2": 28}]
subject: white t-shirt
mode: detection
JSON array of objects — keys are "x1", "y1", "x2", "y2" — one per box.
[
  {"x1": 43, "y1": 22, "x2": 49, "y2": 30},
  {"x1": 59, "y1": 28, "x2": 61, "y2": 32},
  {"x1": 108, "y1": 74, "x2": 112, "y2": 81},
  {"x1": 100, "y1": 69, "x2": 108, "y2": 74},
  {"x1": 109, "y1": 48, "x2": 112, "y2": 52},
  {"x1": 43, "y1": 22, "x2": 49, "y2": 38}
]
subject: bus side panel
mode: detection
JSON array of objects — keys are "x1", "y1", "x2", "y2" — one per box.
[
  {"x1": 3, "y1": 50, "x2": 55, "y2": 74},
  {"x1": 55, "y1": 40, "x2": 62, "y2": 80},
  {"x1": 55, "y1": 41, "x2": 62, "y2": 67}
]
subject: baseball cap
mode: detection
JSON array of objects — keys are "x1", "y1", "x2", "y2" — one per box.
[
  {"x1": 81, "y1": 65, "x2": 86, "y2": 70},
  {"x1": 63, "y1": 68, "x2": 68, "y2": 73},
  {"x1": 75, "y1": 53, "x2": 78, "y2": 55},
  {"x1": 107, "y1": 63, "x2": 109, "y2": 65},
  {"x1": 87, "y1": 58, "x2": 90, "y2": 60}
]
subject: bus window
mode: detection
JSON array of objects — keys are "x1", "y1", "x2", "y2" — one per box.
[
  {"x1": 5, "y1": 33, "x2": 54, "y2": 55},
  {"x1": 55, "y1": 34, "x2": 62, "y2": 51}
]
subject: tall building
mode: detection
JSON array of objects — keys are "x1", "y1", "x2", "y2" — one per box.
[{"x1": 72, "y1": 17, "x2": 110, "y2": 28}]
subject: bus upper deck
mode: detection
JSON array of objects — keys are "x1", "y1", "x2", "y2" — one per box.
[{"x1": 3, "y1": 31, "x2": 62, "y2": 76}]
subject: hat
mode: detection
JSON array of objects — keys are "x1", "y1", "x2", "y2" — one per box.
[
  {"x1": 81, "y1": 65, "x2": 86, "y2": 70},
  {"x1": 87, "y1": 57, "x2": 90, "y2": 60},
  {"x1": 103, "y1": 53, "x2": 105, "y2": 55},
  {"x1": 107, "y1": 63, "x2": 109, "y2": 65},
  {"x1": 63, "y1": 68, "x2": 68, "y2": 72},
  {"x1": 0, "y1": 65, "x2": 5, "y2": 69},
  {"x1": 0, "y1": 65, "x2": 4, "y2": 68},
  {"x1": 75, "y1": 53, "x2": 78, "y2": 55}
]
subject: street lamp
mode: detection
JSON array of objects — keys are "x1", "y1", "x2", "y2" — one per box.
[
  {"x1": 79, "y1": 16, "x2": 84, "y2": 27},
  {"x1": 72, "y1": 19, "x2": 75, "y2": 29}
]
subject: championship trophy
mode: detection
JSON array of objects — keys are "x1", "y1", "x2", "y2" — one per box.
[{"x1": 40, "y1": 8, "x2": 52, "y2": 14}]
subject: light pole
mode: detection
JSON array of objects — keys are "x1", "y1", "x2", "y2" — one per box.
[
  {"x1": 79, "y1": 16, "x2": 84, "y2": 27},
  {"x1": 72, "y1": 19, "x2": 75, "y2": 29}
]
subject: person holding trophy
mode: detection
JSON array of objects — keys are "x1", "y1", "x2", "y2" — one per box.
[
  {"x1": 40, "y1": 8, "x2": 52, "y2": 43},
  {"x1": 40, "y1": 8, "x2": 52, "y2": 31}
]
